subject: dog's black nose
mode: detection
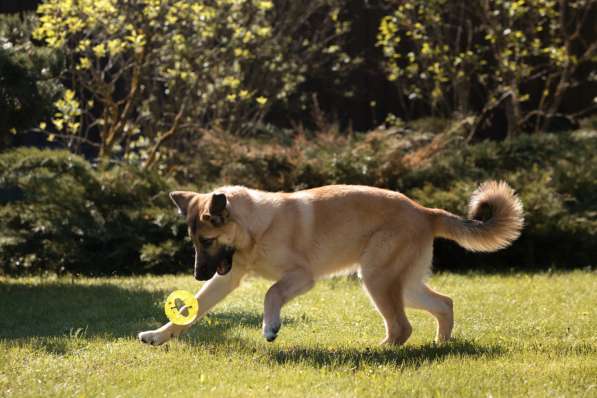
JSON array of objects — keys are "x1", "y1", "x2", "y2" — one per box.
[{"x1": 194, "y1": 267, "x2": 216, "y2": 281}]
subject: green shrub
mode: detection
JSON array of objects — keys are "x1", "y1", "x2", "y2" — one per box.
[
  {"x1": 221, "y1": 153, "x2": 297, "y2": 192},
  {"x1": 32, "y1": 0, "x2": 353, "y2": 168},
  {"x1": 1, "y1": 130, "x2": 594, "y2": 275},
  {"x1": 0, "y1": 14, "x2": 63, "y2": 143},
  {"x1": 377, "y1": 0, "x2": 596, "y2": 137},
  {"x1": 400, "y1": 131, "x2": 596, "y2": 270},
  {"x1": 178, "y1": 128, "x2": 596, "y2": 270},
  {"x1": 0, "y1": 148, "x2": 192, "y2": 275}
]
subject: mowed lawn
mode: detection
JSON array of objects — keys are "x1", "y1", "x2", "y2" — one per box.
[{"x1": 1, "y1": 271, "x2": 595, "y2": 397}]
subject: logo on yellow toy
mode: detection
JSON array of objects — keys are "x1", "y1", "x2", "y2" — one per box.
[{"x1": 164, "y1": 290, "x2": 199, "y2": 326}]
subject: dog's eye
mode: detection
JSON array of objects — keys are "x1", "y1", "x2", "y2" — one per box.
[{"x1": 199, "y1": 237, "x2": 215, "y2": 247}]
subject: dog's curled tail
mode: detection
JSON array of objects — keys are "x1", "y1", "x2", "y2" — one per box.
[{"x1": 431, "y1": 181, "x2": 524, "y2": 252}]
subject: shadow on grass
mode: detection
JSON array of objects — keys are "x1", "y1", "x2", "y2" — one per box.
[
  {"x1": 0, "y1": 280, "x2": 503, "y2": 369},
  {"x1": 183, "y1": 331, "x2": 504, "y2": 370},
  {"x1": 264, "y1": 339, "x2": 504, "y2": 369},
  {"x1": 0, "y1": 281, "x2": 167, "y2": 339},
  {"x1": 0, "y1": 280, "x2": 282, "y2": 337},
  {"x1": 183, "y1": 316, "x2": 503, "y2": 370},
  {"x1": 0, "y1": 280, "x2": 296, "y2": 355},
  {"x1": 181, "y1": 310, "x2": 300, "y2": 348}
]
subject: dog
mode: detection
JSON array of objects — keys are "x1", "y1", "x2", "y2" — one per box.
[{"x1": 138, "y1": 181, "x2": 523, "y2": 346}]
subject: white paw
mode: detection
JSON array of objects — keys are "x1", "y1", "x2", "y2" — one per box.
[{"x1": 138, "y1": 330, "x2": 170, "y2": 346}]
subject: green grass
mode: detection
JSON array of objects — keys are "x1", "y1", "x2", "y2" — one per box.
[{"x1": 1, "y1": 271, "x2": 596, "y2": 397}]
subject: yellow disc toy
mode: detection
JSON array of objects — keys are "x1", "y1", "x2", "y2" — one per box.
[{"x1": 164, "y1": 290, "x2": 199, "y2": 326}]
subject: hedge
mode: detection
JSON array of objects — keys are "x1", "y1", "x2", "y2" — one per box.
[
  {"x1": 0, "y1": 148, "x2": 191, "y2": 275},
  {"x1": 1, "y1": 129, "x2": 595, "y2": 275}
]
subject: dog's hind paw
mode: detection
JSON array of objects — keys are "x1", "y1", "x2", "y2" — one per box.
[{"x1": 138, "y1": 330, "x2": 169, "y2": 346}]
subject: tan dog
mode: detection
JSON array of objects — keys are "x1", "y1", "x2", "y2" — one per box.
[{"x1": 139, "y1": 181, "x2": 523, "y2": 345}]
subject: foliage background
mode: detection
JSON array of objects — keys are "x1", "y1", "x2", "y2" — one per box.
[
  {"x1": 0, "y1": 0, "x2": 595, "y2": 275},
  {"x1": 1, "y1": 124, "x2": 595, "y2": 275}
]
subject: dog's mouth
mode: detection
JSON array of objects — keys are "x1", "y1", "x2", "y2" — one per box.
[
  {"x1": 195, "y1": 245, "x2": 236, "y2": 280},
  {"x1": 216, "y1": 261, "x2": 232, "y2": 276},
  {"x1": 216, "y1": 246, "x2": 235, "y2": 276}
]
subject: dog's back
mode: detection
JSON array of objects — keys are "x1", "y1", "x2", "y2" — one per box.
[{"x1": 231, "y1": 182, "x2": 522, "y2": 279}]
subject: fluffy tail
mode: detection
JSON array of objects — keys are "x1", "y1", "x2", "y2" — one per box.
[{"x1": 431, "y1": 181, "x2": 524, "y2": 252}]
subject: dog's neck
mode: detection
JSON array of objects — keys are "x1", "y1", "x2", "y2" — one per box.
[
  {"x1": 229, "y1": 221, "x2": 253, "y2": 251},
  {"x1": 219, "y1": 186, "x2": 271, "y2": 247}
]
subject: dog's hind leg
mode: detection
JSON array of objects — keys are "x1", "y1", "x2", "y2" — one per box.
[
  {"x1": 262, "y1": 268, "x2": 314, "y2": 342},
  {"x1": 400, "y1": 244, "x2": 453, "y2": 343},
  {"x1": 361, "y1": 269, "x2": 412, "y2": 345},
  {"x1": 138, "y1": 266, "x2": 245, "y2": 346},
  {"x1": 359, "y1": 229, "x2": 418, "y2": 345},
  {"x1": 404, "y1": 283, "x2": 453, "y2": 343}
]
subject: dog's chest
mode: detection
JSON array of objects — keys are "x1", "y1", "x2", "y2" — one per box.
[
  {"x1": 234, "y1": 243, "x2": 290, "y2": 281},
  {"x1": 245, "y1": 256, "x2": 286, "y2": 281}
]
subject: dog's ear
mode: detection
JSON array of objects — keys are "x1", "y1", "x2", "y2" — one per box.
[
  {"x1": 210, "y1": 193, "x2": 227, "y2": 214},
  {"x1": 169, "y1": 191, "x2": 196, "y2": 216},
  {"x1": 202, "y1": 193, "x2": 229, "y2": 226}
]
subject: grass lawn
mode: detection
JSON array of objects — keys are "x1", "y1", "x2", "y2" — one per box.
[{"x1": 1, "y1": 271, "x2": 596, "y2": 397}]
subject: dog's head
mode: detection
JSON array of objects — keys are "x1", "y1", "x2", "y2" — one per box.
[{"x1": 169, "y1": 190, "x2": 236, "y2": 281}]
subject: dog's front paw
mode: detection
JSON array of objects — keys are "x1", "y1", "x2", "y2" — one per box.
[
  {"x1": 138, "y1": 330, "x2": 170, "y2": 346},
  {"x1": 263, "y1": 321, "x2": 281, "y2": 342}
]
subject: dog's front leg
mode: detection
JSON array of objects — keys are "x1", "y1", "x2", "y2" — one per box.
[
  {"x1": 263, "y1": 268, "x2": 314, "y2": 342},
  {"x1": 138, "y1": 267, "x2": 245, "y2": 346}
]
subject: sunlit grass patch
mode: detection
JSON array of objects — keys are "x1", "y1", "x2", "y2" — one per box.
[{"x1": 1, "y1": 271, "x2": 595, "y2": 397}]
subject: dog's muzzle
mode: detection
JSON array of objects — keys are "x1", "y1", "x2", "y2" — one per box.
[{"x1": 194, "y1": 245, "x2": 235, "y2": 281}]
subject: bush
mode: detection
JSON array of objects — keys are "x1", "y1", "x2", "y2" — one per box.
[
  {"x1": 377, "y1": 0, "x2": 597, "y2": 138},
  {"x1": 0, "y1": 148, "x2": 192, "y2": 275},
  {"x1": 400, "y1": 131, "x2": 597, "y2": 270},
  {"x1": 1, "y1": 129, "x2": 594, "y2": 275},
  {"x1": 0, "y1": 14, "x2": 63, "y2": 144},
  {"x1": 176, "y1": 126, "x2": 596, "y2": 270},
  {"x1": 33, "y1": 0, "x2": 353, "y2": 168}
]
